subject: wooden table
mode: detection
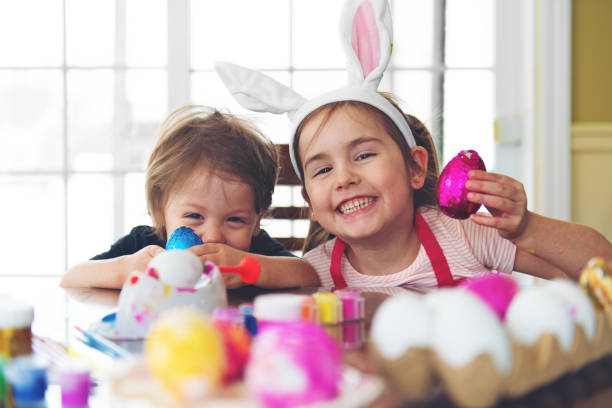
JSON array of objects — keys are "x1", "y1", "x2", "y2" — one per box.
[{"x1": 3, "y1": 277, "x2": 612, "y2": 407}]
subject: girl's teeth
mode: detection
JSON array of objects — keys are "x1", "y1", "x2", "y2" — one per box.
[{"x1": 339, "y1": 198, "x2": 374, "y2": 214}]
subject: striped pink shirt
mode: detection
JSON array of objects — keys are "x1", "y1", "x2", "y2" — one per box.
[{"x1": 304, "y1": 207, "x2": 516, "y2": 289}]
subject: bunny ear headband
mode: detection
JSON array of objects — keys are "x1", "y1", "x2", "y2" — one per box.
[{"x1": 214, "y1": 0, "x2": 416, "y2": 180}]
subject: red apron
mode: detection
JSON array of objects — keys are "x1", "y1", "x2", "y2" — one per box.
[{"x1": 329, "y1": 211, "x2": 464, "y2": 289}]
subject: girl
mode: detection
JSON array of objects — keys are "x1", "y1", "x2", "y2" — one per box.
[
  {"x1": 214, "y1": 0, "x2": 612, "y2": 288},
  {"x1": 61, "y1": 105, "x2": 319, "y2": 289}
]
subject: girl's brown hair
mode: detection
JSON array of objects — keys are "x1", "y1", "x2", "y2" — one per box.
[
  {"x1": 146, "y1": 105, "x2": 278, "y2": 241},
  {"x1": 294, "y1": 94, "x2": 439, "y2": 253}
]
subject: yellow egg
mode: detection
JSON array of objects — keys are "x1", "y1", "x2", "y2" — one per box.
[
  {"x1": 145, "y1": 308, "x2": 226, "y2": 402},
  {"x1": 579, "y1": 257, "x2": 612, "y2": 310}
]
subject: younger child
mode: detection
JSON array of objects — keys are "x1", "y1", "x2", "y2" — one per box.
[
  {"x1": 214, "y1": 0, "x2": 612, "y2": 288},
  {"x1": 61, "y1": 105, "x2": 319, "y2": 289}
]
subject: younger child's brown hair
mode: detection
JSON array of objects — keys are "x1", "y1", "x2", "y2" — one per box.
[{"x1": 145, "y1": 105, "x2": 278, "y2": 240}]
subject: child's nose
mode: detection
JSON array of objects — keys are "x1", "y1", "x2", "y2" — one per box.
[
  {"x1": 202, "y1": 224, "x2": 224, "y2": 244},
  {"x1": 334, "y1": 165, "x2": 359, "y2": 190}
]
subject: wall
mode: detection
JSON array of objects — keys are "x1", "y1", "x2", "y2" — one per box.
[{"x1": 571, "y1": 0, "x2": 612, "y2": 241}]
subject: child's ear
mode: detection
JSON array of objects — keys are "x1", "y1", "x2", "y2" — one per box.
[
  {"x1": 409, "y1": 146, "x2": 428, "y2": 189},
  {"x1": 301, "y1": 187, "x2": 317, "y2": 222},
  {"x1": 252, "y1": 213, "x2": 264, "y2": 237}
]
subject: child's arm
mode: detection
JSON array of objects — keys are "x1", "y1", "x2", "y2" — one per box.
[
  {"x1": 60, "y1": 245, "x2": 164, "y2": 289},
  {"x1": 466, "y1": 170, "x2": 612, "y2": 280},
  {"x1": 188, "y1": 243, "x2": 320, "y2": 289}
]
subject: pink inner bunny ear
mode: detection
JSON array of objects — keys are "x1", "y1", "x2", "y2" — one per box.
[{"x1": 351, "y1": 0, "x2": 380, "y2": 79}]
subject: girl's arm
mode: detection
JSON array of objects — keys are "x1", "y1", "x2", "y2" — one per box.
[
  {"x1": 511, "y1": 212, "x2": 612, "y2": 279},
  {"x1": 466, "y1": 170, "x2": 612, "y2": 280},
  {"x1": 60, "y1": 245, "x2": 164, "y2": 289},
  {"x1": 513, "y1": 247, "x2": 570, "y2": 280}
]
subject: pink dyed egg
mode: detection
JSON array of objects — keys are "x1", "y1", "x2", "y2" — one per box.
[
  {"x1": 461, "y1": 274, "x2": 518, "y2": 320},
  {"x1": 245, "y1": 322, "x2": 341, "y2": 408},
  {"x1": 437, "y1": 150, "x2": 486, "y2": 219}
]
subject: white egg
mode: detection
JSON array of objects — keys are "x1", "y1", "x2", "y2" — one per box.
[
  {"x1": 541, "y1": 278, "x2": 596, "y2": 339},
  {"x1": 424, "y1": 289, "x2": 512, "y2": 374},
  {"x1": 370, "y1": 293, "x2": 431, "y2": 360},
  {"x1": 147, "y1": 250, "x2": 203, "y2": 288},
  {"x1": 506, "y1": 286, "x2": 574, "y2": 351}
]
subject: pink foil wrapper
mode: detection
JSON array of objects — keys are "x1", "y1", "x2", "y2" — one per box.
[{"x1": 437, "y1": 149, "x2": 486, "y2": 219}]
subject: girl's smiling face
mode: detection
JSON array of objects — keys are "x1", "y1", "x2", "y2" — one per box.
[
  {"x1": 298, "y1": 105, "x2": 425, "y2": 246},
  {"x1": 163, "y1": 164, "x2": 262, "y2": 251}
]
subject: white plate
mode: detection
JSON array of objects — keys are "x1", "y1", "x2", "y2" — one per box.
[{"x1": 108, "y1": 357, "x2": 384, "y2": 408}]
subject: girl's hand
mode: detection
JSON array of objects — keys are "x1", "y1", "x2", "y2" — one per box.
[
  {"x1": 464, "y1": 170, "x2": 529, "y2": 240},
  {"x1": 187, "y1": 243, "x2": 250, "y2": 289}
]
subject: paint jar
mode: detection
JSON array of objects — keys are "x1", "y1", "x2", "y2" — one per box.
[
  {"x1": 4, "y1": 355, "x2": 47, "y2": 408},
  {"x1": 239, "y1": 303, "x2": 258, "y2": 336},
  {"x1": 0, "y1": 297, "x2": 34, "y2": 360},
  {"x1": 56, "y1": 360, "x2": 91, "y2": 408},
  {"x1": 312, "y1": 292, "x2": 343, "y2": 325},
  {"x1": 254, "y1": 294, "x2": 319, "y2": 332},
  {"x1": 342, "y1": 320, "x2": 365, "y2": 350},
  {"x1": 335, "y1": 289, "x2": 365, "y2": 321}
]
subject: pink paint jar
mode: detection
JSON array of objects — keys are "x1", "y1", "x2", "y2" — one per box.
[
  {"x1": 335, "y1": 289, "x2": 365, "y2": 321},
  {"x1": 342, "y1": 321, "x2": 365, "y2": 350}
]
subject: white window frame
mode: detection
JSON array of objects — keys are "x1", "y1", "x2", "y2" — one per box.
[{"x1": 495, "y1": 0, "x2": 571, "y2": 220}]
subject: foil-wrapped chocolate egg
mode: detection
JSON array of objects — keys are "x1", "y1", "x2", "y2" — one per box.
[
  {"x1": 579, "y1": 257, "x2": 612, "y2": 310},
  {"x1": 437, "y1": 150, "x2": 486, "y2": 219},
  {"x1": 166, "y1": 226, "x2": 203, "y2": 250}
]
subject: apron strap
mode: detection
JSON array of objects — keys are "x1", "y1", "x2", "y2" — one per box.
[
  {"x1": 329, "y1": 211, "x2": 462, "y2": 289},
  {"x1": 414, "y1": 211, "x2": 462, "y2": 287},
  {"x1": 330, "y1": 238, "x2": 348, "y2": 289}
]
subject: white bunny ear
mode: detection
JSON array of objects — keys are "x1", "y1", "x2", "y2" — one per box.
[
  {"x1": 214, "y1": 61, "x2": 307, "y2": 115},
  {"x1": 340, "y1": 0, "x2": 393, "y2": 89}
]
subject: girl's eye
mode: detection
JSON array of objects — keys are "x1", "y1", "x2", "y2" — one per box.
[
  {"x1": 227, "y1": 217, "x2": 246, "y2": 224},
  {"x1": 186, "y1": 213, "x2": 203, "y2": 220},
  {"x1": 356, "y1": 152, "x2": 375, "y2": 161},
  {"x1": 313, "y1": 166, "x2": 332, "y2": 177}
]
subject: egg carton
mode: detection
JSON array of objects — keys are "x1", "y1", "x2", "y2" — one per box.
[{"x1": 369, "y1": 278, "x2": 611, "y2": 408}]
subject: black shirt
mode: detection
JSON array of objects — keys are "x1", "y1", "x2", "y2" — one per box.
[{"x1": 91, "y1": 226, "x2": 294, "y2": 259}]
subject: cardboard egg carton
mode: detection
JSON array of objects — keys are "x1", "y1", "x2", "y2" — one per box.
[{"x1": 369, "y1": 277, "x2": 611, "y2": 408}]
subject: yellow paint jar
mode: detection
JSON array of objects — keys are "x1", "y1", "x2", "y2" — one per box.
[
  {"x1": 312, "y1": 292, "x2": 343, "y2": 324},
  {"x1": 0, "y1": 297, "x2": 34, "y2": 359}
]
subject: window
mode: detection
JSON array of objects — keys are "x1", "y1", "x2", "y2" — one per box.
[{"x1": 0, "y1": 0, "x2": 494, "y2": 276}]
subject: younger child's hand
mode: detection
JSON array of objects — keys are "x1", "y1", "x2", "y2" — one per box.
[
  {"x1": 464, "y1": 170, "x2": 528, "y2": 240},
  {"x1": 187, "y1": 243, "x2": 250, "y2": 289},
  {"x1": 124, "y1": 245, "x2": 165, "y2": 282}
]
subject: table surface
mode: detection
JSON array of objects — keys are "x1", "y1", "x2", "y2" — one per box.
[{"x1": 3, "y1": 277, "x2": 612, "y2": 408}]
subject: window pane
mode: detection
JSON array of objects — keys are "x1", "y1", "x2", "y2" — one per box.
[
  {"x1": 67, "y1": 70, "x2": 114, "y2": 171},
  {"x1": 443, "y1": 70, "x2": 494, "y2": 170},
  {"x1": 392, "y1": 0, "x2": 434, "y2": 67},
  {"x1": 119, "y1": 69, "x2": 167, "y2": 170},
  {"x1": 191, "y1": 0, "x2": 290, "y2": 70},
  {"x1": 67, "y1": 174, "x2": 113, "y2": 265},
  {"x1": 445, "y1": 0, "x2": 494, "y2": 67},
  {"x1": 66, "y1": 0, "x2": 115, "y2": 66},
  {"x1": 0, "y1": 176, "x2": 64, "y2": 275},
  {"x1": 293, "y1": 0, "x2": 344, "y2": 69},
  {"x1": 388, "y1": 71, "x2": 434, "y2": 127},
  {"x1": 127, "y1": 0, "x2": 167, "y2": 67},
  {"x1": 292, "y1": 71, "x2": 346, "y2": 99},
  {"x1": 0, "y1": 1, "x2": 63, "y2": 66},
  {"x1": 191, "y1": 71, "x2": 290, "y2": 144},
  {"x1": 0, "y1": 70, "x2": 63, "y2": 171},
  {"x1": 1, "y1": 277, "x2": 65, "y2": 342},
  {"x1": 124, "y1": 172, "x2": 151, "y2": 233}
]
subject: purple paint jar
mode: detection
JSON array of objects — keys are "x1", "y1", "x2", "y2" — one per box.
[
  {"x1": 56, "y1": 361, "x2": 91, "y2": 408},
  {"x1": 335, "y1": 289, "x2": 365, "y2": 321}
]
